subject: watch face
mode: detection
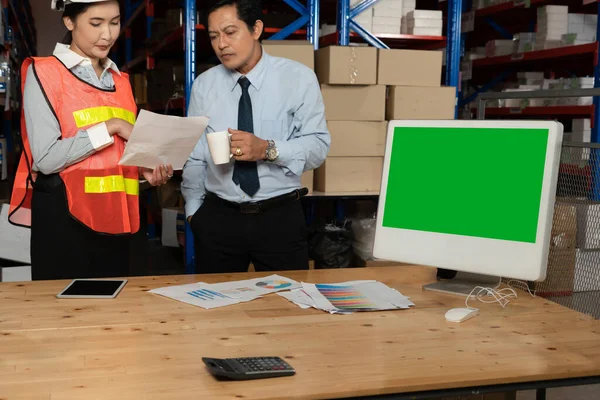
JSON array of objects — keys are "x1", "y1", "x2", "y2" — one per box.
[{"x1": 267, "y1": 147, "x2": 278, "y2": 160}]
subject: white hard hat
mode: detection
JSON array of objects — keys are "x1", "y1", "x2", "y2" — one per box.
[{"x1": 51, "y1": 0, "x2": 107, "y2": 11}]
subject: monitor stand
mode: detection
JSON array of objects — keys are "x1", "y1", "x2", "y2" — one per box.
[{"x1": 422, "y1": 271, "x2": 500, "y2": 297}]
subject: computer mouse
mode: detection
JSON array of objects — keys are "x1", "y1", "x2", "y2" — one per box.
[{"x1": 445, "y1": 307, "x2": 479, "y2": 323}]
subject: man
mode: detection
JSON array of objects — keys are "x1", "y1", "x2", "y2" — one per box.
[{"x1": 182, "y1": 0, "x2": 330, "y2": 273}]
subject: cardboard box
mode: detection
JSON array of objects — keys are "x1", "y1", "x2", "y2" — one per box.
[
  {"x1": 550, "y1": 201, "x2": 578, "y2": 251},
  {"x1": 386, "y1": 86, "x2": 455, "y2": 120},
  {"x1": 262, "y1": 40, "x2": 315, "y2": 70},
  {"x1": 327, "y1": 121, "x2": 387, "y2": 156},
  {"x1": 315, "y1": 46, "x2": 378, "y2": 85},
  {"x1": 315, "y1": 157, "x2": 383, "y2": 192},
  {"x1": 532, "y1": 247, "x2": 576, "y2": 296},
  {"x1": 321, "y1": 85, "x2": 386, "y2": 121},
  {"x1": 131, "y1": 73, "x2": 147, "y2": 105},
  {"x1": 377, "y1": 49, "x2": 442, "y2": 86},
  {"x1": 301, "y1": 170, "x2": 314, "y2": 193}
]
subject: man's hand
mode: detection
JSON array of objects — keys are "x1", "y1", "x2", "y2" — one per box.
[
  {"x1": 140, "y1": 164, "x2": 173, "y2": 186},
  {"x1": 229, "y1": 128, "x2": 268, "y2": 162}
]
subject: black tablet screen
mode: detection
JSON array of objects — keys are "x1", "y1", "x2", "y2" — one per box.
[{"x1": 61, "y1": 280, "x2": 126, "y2": 296}]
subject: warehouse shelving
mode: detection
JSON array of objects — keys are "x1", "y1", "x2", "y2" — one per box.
[
  {"x1": 0, "y1": 0, "x2": 36, "y2": 173},
  {"x1": 464, "y1": 1, "x2": 600, "y2": 143},
  {"x1": 333, "y1": 0, "x2": 462, "y2": 97}
]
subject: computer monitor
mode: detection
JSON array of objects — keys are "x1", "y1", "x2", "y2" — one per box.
[{"x1": 373, "y1": 120, "x2": 563, "y2": 295}]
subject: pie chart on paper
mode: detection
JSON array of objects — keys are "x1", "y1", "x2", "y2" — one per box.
[{"x1": 255, "y1": 280, "x2": 293, "y2": 290}]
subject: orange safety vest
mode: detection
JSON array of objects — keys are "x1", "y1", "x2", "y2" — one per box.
[{"x1": 8, "y1": 56, "x2": 140, "y2": 235}]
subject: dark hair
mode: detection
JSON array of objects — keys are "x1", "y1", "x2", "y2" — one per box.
[
  {"x1": 207, "y1": 0, "x2": 263, "y2": 34},
  {"x1": 59, "y1": 1, "x2": 120, "y2": 44},
  {"x1": 59, "y1": 2, "x2": 94, "y2": 44}
]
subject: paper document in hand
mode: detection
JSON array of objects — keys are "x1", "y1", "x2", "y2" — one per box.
[
  {"x1": 300, "y1": 281, "x2": 415, "y2": 314},
  {"x1": 149, "y1": 274, "x2": 301, "y2": 309},
  {"x1": 119, "y1": 109, "x2": 209, "y2": 170}
]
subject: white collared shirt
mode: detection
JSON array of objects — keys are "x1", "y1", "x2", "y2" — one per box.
[{"x1": 53, "y1": 43, "x2": 120, "y2": 73}]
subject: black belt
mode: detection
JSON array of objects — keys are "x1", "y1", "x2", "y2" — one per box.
[{"x1": 204, "y1": 188, "x2": 309, "y2": 214}]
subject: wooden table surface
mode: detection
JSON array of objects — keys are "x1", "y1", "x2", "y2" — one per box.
[{"x1": 1, "y1": 266, "x2": 599, "y2": 400}]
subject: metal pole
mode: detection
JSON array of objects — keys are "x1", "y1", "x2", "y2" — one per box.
[
  {"x1": 184, "y1": 0, "x2": 197, "y2": 274},
  {"x1": 337, "y1": 0, "x2": 350, "y2": 46},
  {"x1": 125, "y1": 0, "x2": 132, "y2": 65},
  {"x1": 445, "y1": 0, "x2": 462, "y2": 119},
  {"x1": 309, "y1": 0, "x2": 320, "y2": 50}
]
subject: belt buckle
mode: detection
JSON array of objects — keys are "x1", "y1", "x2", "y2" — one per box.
[{"x1": 240, "y1": 202, "x2": 261, "y2": 214}]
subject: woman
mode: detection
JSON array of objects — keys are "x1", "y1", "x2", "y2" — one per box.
[{"x1": 9, "y1": 0, "x2": 173, "y2": 280}]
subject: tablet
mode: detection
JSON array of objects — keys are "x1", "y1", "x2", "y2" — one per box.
[{"x1": 56, "y1": 279, "x2": 128, "y2": 299}]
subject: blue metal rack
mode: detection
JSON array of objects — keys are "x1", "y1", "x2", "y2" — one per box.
[{"x1": 335, "y1": 0, "x2": 463, "y2": 107}]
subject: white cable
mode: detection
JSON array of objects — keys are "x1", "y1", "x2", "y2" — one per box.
[
  {"x1": 465, "y1": 285, "x2": 518, "y2": 310},
  {"x1": 505, "y1": 279, "x2": 536, "y2": 298}
]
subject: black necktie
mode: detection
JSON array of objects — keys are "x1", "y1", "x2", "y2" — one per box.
[{"x1": 232, "y1": 76, "x2": 260, "y2": 197}]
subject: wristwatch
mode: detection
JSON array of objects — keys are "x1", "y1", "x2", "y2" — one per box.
[{"x1": 265, "y1": 140, "x2": 279, "y2": 162}]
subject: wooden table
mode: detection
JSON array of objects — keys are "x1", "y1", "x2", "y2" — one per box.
[{"x1": 1, "y1": 266, "x2": 599, "y2": 400}]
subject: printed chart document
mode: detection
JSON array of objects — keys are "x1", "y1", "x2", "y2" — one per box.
[
  {"x1": 119, "y1": 109, "x2": 209, "y2": 170},
  {"x1": 278, "y1": 280, "x2": 415, "y2": 314},
  {"x1": 149, "y1": 274, "x2": 301, "y2": 309}
]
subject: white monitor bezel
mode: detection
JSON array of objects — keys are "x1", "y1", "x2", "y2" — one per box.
[{"x1": 373, "y1": 119, "x2": 563, "y2": 282}]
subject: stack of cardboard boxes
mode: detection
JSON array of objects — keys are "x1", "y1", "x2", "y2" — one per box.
[
  {"x1": 315, "y1": 45, "x2": 386, "y2": 193},
  {"x1": 315, "y1": 45, "x2": 455, "y2": 193},
  {"x1": 262, "y1": 40, "x2": 318, "y2": 192}
]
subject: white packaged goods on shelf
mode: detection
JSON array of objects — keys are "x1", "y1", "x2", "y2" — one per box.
[
  {"x1": 534, "y1": 40, "x2": 562, "y2": 50},
  {"x1": 569, "y1": 13, "x2": 585, "y2": 25},
  {"x1": 515, "y1": 32, "x2": 536, "y2": 41},
  {"x1": 562, "y1": 32, "x2": 596, "y2": 45},
  {"x1": 462, "y1": 11, "x2": 474, "y2": 33},
  {"x1": 407, "y1": 18, "x2": 443, "y2": 28},
  {"x1": 571, "y1": 129, "x2": 591, "y2": 143},
  {"x1": 372, "y1": 16, "x2": 401, "y2": 34},
  {"x1": 537, "y1": 5, "x2": 568, "y2": 16},
  {"x1": 373, "y1": 0, "x2": 403, "y2": 18},
  {"x1": 575, "y1": 204, "x2": 600, "y2": 249},
  {"x1": 319, "y1": 24, "x2": 337, "y2": 37},
  {"x1": 518, "y1": 71, "x2": 545, "y2": 79},
  {"x1": 410, "y1": 27, "x2": 443, "y2": 36},
  {"x1": 573, "y1": 118, "x2": 591, "y2": 132},
  {"x1": 406, "y1": 10, "x2": 442, "y2": 19}
]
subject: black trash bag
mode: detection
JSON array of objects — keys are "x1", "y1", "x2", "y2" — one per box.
[{"x1": 308, "y1": 220, "x2": 354, "y2": 269}]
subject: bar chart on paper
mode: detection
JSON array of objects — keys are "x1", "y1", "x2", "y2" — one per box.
[
  {"x1": 187, "y1": 289, "x2": 230, "y2": 301},
  {"x1": 315, "y1": 284, "x2": 378, "y2": 310}
]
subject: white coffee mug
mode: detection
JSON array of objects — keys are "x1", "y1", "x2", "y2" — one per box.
[{"x1": 207, "y1": 130, "x2": 233, "y2": 165}]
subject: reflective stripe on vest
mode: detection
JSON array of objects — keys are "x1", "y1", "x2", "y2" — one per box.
[
  {"x1": 73, "y1": 106, "x2": 136, "y2": 129},
  {"x1": 85, "y1": 175, "x2": 139, "y2": 195},
  {"x1": 8, "y1": 56, "x2": 140, "y2": 235}
]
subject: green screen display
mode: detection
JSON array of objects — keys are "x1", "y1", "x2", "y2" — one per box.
[{"x1": 382, "y1": 126, "x2": 549, "y2": 243}]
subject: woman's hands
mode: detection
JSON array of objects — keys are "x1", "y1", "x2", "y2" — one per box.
[{"x1": 106, "y1": 118, "x2": 134, "y2": 141}]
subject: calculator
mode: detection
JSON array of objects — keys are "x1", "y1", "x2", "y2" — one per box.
[{"x1": 202, "y1": 356, "x2": 296, "y2": 380}]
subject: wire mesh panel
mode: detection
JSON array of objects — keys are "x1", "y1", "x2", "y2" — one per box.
[{"x1": 540, "y1": 142, "x2": 600, "y2": 319}]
